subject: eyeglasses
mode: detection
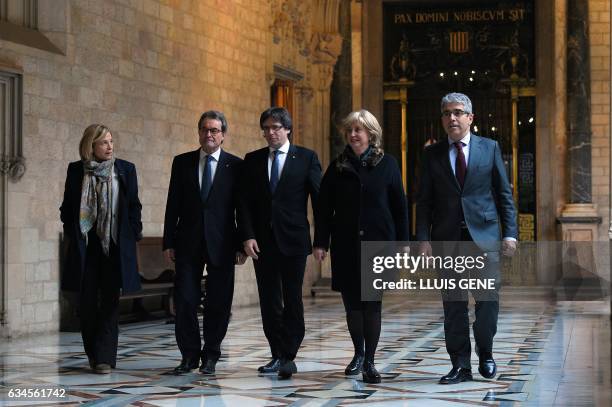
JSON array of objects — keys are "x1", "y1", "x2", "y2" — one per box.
[
  {"x1": 441, "y1": 109, "x2": 470, "y2": 118},
  {"x1": 200, "y1": 128, "x2": 223, "y2": 135},
  {"x1": 262, "y1": 124, "x2": 284, "y2": 133}
]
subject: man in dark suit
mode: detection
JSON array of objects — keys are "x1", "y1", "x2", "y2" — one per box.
[
  {"x1": 163, "y1": 111, "x2": 245, "y2": 375},
  {"x1": 416, "y1": 93, "x2": 518, "y2": 384},
  {"x1": 240, "y1": 107, "x2": 321, "y2": 379}
]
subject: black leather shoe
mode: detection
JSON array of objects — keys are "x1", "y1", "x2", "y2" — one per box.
[
  {"x1": 199, "y1": 359, "x2": 216, "y2": 374},
  {"x1": 439, "y1": 367, "x2": 473, "y2": 384},
  {"x1": 345, "y1": 354, "x2": 365, "y2": 376},
  {"x1": 478, "y1": 352, "x2": 496, "y2": 379},
  {"x1": 278, "y1": 359, "x2": 297, "y2": 380},
  {"x1": 362, "y1": 361, "x2": 381, "y2": 384},
  {"x1": 258, "y1": 358, "x2": 281, "y2": 373},
  {"x1": 172, "y1": 358, "x2": 199, "y2": 374}
]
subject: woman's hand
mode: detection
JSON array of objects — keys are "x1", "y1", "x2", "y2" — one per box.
[{"x1": 313, "y1": 247, "x2": 327, "y2": 262}]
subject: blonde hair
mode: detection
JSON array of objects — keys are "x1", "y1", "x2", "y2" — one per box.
[
  {"x1": 341, "y1": 109, "x2": 383, "y2": 152},
  {"x1": 79, "y1": 124, "x2": 112, "y2": 161}
]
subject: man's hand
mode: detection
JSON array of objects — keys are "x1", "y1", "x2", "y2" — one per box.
[
  {"x1": 501, "y1": 240, "x2": 517, "y2": 257},
  {"x1": 417, "y1": 241, "x2": 432, "y2": 257},
  {"x1": 163, "y1": 248, "x2": 175, "y2": 263},
  {"x1": 235, "y1": 251, "x2": 247, "y2": 265},
  {"x1": 313, "y1": 247, "x2": 327, "y2": 262},
  {"x1": 243, "y1": 239, "x2": 260, "y2": 260}
]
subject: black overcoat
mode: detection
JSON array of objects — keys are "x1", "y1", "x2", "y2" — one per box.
[
  {"x1": 314, "y1": 151, "x2": 409, "y2": 293},
  {"x1": 60, "y1": 159, "x2": 143, "y2": 293}
]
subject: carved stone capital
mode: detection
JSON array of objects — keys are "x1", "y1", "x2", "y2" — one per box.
[
  {"x1": 309, "y1": 31, "x2": 342, "y2": 92},
  {"x1": 310, "y1": 32, "x2": 343, "y2": 65},
  {"x1": 1, "y1": 155, "x2": 26, "y2": 182}
]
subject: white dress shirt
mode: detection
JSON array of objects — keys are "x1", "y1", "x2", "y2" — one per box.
[{"x1": 267, "y1": 139, "x2": 290, "y2": 181}]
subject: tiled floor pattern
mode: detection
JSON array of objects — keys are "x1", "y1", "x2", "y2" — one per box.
[{"x1": 0, "y1": 295, "x2": 610, "y2": 406}]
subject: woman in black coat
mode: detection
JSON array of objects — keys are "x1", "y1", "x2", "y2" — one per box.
[
  {"x1": 313, "y1": 110, "x2": 409, "y2": 384},
  {"x1": 60, "y1": 124, "x2": 142, "y2": 374}
]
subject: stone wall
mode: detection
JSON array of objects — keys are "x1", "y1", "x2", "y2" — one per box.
[{"x1": 1, "y1": 0, "x2": 338, "y2": 336}]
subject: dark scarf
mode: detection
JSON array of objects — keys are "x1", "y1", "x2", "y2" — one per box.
[{"x1": 336, "y1": 145, "x2": 384, "y2": 172}]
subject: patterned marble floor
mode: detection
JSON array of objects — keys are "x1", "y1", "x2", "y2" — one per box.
[{"x1": 0, "y1": 294, "x2": 610, "y2": 406}]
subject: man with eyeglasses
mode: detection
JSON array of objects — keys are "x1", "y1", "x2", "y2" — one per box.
[
  {"x1": 239, "y1": 107, "x2": 322, "y2": 379},
  {"x1": 416, "y1": 93, "x2": 517, "y2": 384},
  {"x1": 163, "y1": 110, "x2": 246, "y2": 375}
]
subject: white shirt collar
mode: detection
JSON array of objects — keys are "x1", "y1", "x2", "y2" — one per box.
[
  {"x1": 448, "y1": 132, "x2": 471, "y2": 147},
  {"x1": 269, "y1": 139, "x2": 290, "y2": 155},
  {"x1": 200, "y1": 147, "x2": 222, "y2": 161}
]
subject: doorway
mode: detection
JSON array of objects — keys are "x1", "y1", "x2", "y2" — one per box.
[{"x1": 382, "y1": 1, "x2": 536, "y2": 245}]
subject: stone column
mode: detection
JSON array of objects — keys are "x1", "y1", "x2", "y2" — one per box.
[
  {"x1": 566, "y1": 0, "x2": 592, "y2": 205},
  {"x1": 311, "y1": 32, "x2": 342, "y2": 284},
  {"x1": 329, "y1": 0, "x2": 353, "y2": 161},
  {"x1": 0, "y1": 70, "x2": 25, "y2": 334},
  {"x1": 311, "y1": 32, "x2": 343, "y2": 168},
  {"x1": 557, "y1": 0, "x2": 603, "y2": 299}
]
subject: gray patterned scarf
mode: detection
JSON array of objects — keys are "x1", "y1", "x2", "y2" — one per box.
[{"x1": 79, "y1": 158, "x2": 115, "y2": 255}]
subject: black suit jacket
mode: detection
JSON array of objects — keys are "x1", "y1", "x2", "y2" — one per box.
[
  {"x1": 240, "y1": 144, "x2": 321, "y2": 256},
  {"x1": 163, "y1": 148, "x2": 242, "y2": 267},
  {"x1": 416, "y1": 134, "x2": 517, "y2": 253},
  {"x1": 60, "y1": 159, "x2": 143, "y2": 293}
]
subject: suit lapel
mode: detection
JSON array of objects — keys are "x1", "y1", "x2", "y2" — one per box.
[
  {"x1": 259, "y1": 148, "x2": 273, "y2": 198},
  {"x1": 209, "y1": 149, "x2": 226, "y2": 196},
  {"x1": 113, "y1": 161, "x2": 127, "y2": 228},
  {"x1": 114, "y1": 160, "x2": 126, "y2": 190},
  {"x1": 464, "y1": 134, "x2": 483, "y2": 190},
  {"x1": 436, "y1": 141, "x2": 461, "y2": 192},
  {"x1": 190, "y1": 149, "x2": 201, "y2": 196}
]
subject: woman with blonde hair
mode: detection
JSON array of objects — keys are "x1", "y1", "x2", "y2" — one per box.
[
  {"x1": 313, "y1": 110, "x2": 409, "y2": 384},
  {"x1": 60, "y1": 124, "x2": 142, "y2": 374}
]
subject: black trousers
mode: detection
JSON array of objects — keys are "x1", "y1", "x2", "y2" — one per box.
[
  {"x1": 174, "y1": 256, "x2": 235, "y2": 363},
  {"x1": 253, "y1": 245, "x2": 306, "y2": 361},
  {"x1": 441, "y1": 228, "x2": 500, "y2": 369},
  {"x1": 79, "y1": 234, "x2": 121, "y2": 367},
  {"x1": 341, "y1": 290, "x2": 382, "y2": 312}
]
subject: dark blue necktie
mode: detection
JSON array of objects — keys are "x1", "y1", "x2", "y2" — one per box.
[
  {"x1": 270, "y1": 150, "x2": 280, "y2": 193},
  {"x1": 200, "y1": 155, "x2": 213, "y2": 202}
]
